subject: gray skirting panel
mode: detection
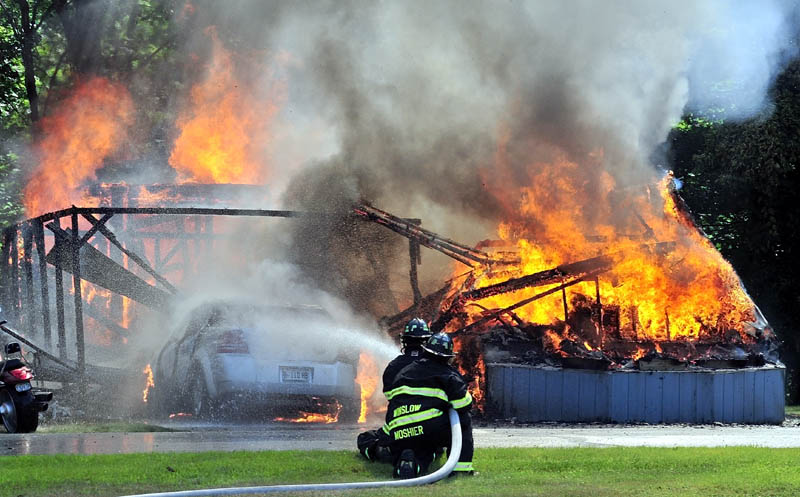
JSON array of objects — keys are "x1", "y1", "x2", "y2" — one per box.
[{"x1": 486, "y1": 364, "x2": 785, "y2": 424}]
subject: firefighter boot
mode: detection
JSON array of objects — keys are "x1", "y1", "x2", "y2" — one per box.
[{"x1": 394, "y1": 449, "x2": 419, "y2": 479}]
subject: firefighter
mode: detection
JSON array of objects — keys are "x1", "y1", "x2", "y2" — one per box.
[
  {"x1": 382, "y1": 332, "x2": 474, "y2": 478},
  {"x1": 358, "y1": 317, "x2": 432, "y2": 462},
  {"x1": 382, "y1": 317, "x2": 432, "y2": 391}
]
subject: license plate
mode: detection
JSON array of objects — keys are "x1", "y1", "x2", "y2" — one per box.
[
  {"x1": 15, "y1": 382, "x2": 31, "y2": 393},
  {"x1": 280, "y1": 366, "x2": 313, "y2": 383}
]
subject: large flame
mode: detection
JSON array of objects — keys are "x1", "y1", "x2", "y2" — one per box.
[
  {"x1": 168, "y1": 27, "x2": 282, "y2": 184},
  {"x1": 23, "y1": 77, "x2": 134, "y2": 217},
  {"x1": 463, "y1": 150, "x2": 757, "y2": 343},
  {"x1": 356, "y1": 352, "x2": 379, "y2": 423},
  {"x1": 142, "y1": 363, "x2": 154, "y2": 402}
]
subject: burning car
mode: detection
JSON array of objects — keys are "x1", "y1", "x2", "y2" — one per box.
[{"x1": 150, "y1": 301, "x2": 361, "y2": 422}]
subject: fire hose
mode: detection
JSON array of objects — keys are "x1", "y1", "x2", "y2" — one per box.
[{"x1": 119, "y1": 408, "x2": 462, "y2": 497}]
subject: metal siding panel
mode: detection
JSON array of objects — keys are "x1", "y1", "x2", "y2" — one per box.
[
  {"x1": 487, "y1": 366, "x2": 504, "y2": 417},
  {"x1": 486, "y1": 366, "x2": 784, "y2": 425},
  {"x1": 503, "y1": 366, "x2": 515, "y2": 418},
  {"x1": 531, "y1": 369, "x2": 547, "y2": 421},
  {"x1": 609, "y1": 373, "x2": 629, "y2": 423},
  {"x1": 712, "y1": 373, "x2": 725, "y2": 422},
  {"x1": 678, "y1": 373, "x2": 696, "y2": 422},
  {"x1": 753, "y1": 371, "x2": 765, "y2": 422},
  {"x1": 562, "y1": 371, "x2": 580, "y2": 421},
  {"x1": 743, "y1": 370, "x2": 755, "y2": 423},
  {"x1": 764, "y1": 369, "x2": 785, "y2": 424},
  {"x1": 644, "y1": 372, "x2": 664, "y2": 423},
  {"x1": 545, "y1": 370, "x2": 563, "y2": 421},
  {"x1": 513, "y1": 367, "x2": 531, "y2": 421},
  {"x1": 732, "y1": 372, "x2": 745, "y2": 423},
  {"x1": 662, "y1": 373, "x2": 680, "y2": 423},
  {"x1": 627, "y1": 372, "x2": 646, "y2": 422},
  {"x1": 723, "y1": 373, "x2": 735, "y2": 423},
  {"x1": 578, "y1": 372, "x2": 596, "y2": 421},
  {"x1": 697, "y1": 372, "x2": 714, "y2": 423},
  {"x1": 595, "y1": 371, "x2": 610, "y2": 421}
]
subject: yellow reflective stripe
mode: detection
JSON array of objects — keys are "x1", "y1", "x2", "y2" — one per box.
[
  {"x1": 386, "y1": 408, "x2": 443, "y2": 431},
  {"x1": 382, "y1": 424, "x2": 390, "y2": 435},
  {"x1": 385, "y1": 385, "x2": 449, "y2": 402},
  {"x1": 453, "y1": 462, "x2": 474, "y2": 472},
  {"x1": 450, "y1": 391, "x2": 473, "y2": 409}
]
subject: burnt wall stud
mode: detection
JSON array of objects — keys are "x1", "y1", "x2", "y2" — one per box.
[
  {"x1": 53, "y1": 216, "x2": 67, "y2": 359},
  {"x1": 33, "y1": 220, "x2": 52, "y2": 348},
  {"x1": 70, "y1": 209, "x2": 85, "y2": 380},
  {"x1": 22, "y1": 223, "x2": 36, "y2": 337},
  {"x1": 10, "y1": 227, "x2": 20, "y2": 321}
]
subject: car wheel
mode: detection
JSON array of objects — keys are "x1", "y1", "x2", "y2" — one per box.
[
  {"x1": 190, "y1": 371, "x2": 214, "y2": 419},
  {"x1": 337, "y1": 397, "x2": 360, "y2": 424},
  {"x1": 0, "y1": 390, "x2": 19, "y2": 433}
]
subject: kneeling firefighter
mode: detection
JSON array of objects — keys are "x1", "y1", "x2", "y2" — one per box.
[
  {"x1": 382, "y1": 332, "x2": 474, "y2": 478},
  {"x1": 357, "y1": 317, "x2": 432, "y2": 462}
]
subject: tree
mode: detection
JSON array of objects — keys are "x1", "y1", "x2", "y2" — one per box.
[{"x1": 0, "y1": 0, "x2": 63, "y2": 124}]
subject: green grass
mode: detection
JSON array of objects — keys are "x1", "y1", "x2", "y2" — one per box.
[{"x1": 1, "y1": 447, "x2": 799, "y2": 497}]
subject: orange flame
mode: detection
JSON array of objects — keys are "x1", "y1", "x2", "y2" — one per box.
[
  {"x1": 142, "y1": 363, "x2": 154, "y2": 402},
  {"x1": 356, "y1": 352, "x2": 379, "y2": 423},
  {"x1": 274, "y1": 411, "x2": 338, "y2": 424},
  {"x1": 23, "y1": 77, "x2": 134, "y2": 217},
  {"x1": 468, "y1": 154, "x2": 757, "y2": 344},
  {"x1": 169, "y1": 27, "x2": 283, "y2": 184}
]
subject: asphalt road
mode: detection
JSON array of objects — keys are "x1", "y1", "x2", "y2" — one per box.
[{"x1": 3, "y1": 421, "x2": 800, "y2": 455}]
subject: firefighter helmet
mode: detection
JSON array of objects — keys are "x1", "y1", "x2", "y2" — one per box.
[
  {"x1": 402, "y1": 318, "x2": 432, "y2": 340},
  {"x1": 422, "y1": 332, "x2": 455, "y2": 357}
]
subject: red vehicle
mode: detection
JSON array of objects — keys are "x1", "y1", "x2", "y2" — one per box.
[{"x1": 0, "y1": 320, "x2": 52, "y2": 433}]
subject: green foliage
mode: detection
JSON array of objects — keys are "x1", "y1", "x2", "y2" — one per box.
[
  {"x1": 2, "y1": 447, "x2": 800, "y2": 497},
  {"x1": 0, "y1": 148, "x2": 24, "y2": 227}
]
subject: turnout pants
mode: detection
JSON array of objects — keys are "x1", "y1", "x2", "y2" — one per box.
[{"x1": 389, "y1": 410, "x2": 474, "y2": 474}]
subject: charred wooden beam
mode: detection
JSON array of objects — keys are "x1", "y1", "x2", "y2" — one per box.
[
  {"x1": 450, "y1": 269, "x2": 607, "y2": 338},
  {"x1": 45, "y1": 223, "x2": 173, "y2": 312},
  {"x1": 52, "y1": 218, "x2": 67, "y2": 359},
  {"x1": 409, "y1": 239, "x2": 422, "y2": 306},
  {"x1": 0, "y1": 228, "x2": 10, "y2": 315},
  {"x1": 32, "y1": 207, "x2": 319, "y2": 224},
  {"x1": 353, "y1": 203, "x2": 513, "y2": 268},
  {"x1": 32, "y1": 221, "x2": 52, "y2": 349},
  {"x1": 9, "y1": 227, "x2": 20, "y2": 321},
  {"x1": 461, "y1": 254, "x2": 614, "y2": 301},
  {"x1": 21, "y1": 224, "x2": 36, "y2": 335},
  {"x1": 78, "y1": 212, "x2": 113, "y2": 246},
  {"x1": 80, "y1": 212, "x2": 177, "y2": 295},
  {"x1": 70, "y1": 211, "x2": 85, "y2": 377},
  {"x1": 0, "y1": 321, "x2": 76, "y2": 372}
]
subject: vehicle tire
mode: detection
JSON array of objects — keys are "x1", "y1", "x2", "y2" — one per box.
[
  {"x1": 190, "y1": 370, "x2": 215, "y2": 420},
  {"x1": 16, "y1": 410, "x2": 38, "y2": 433},
  {"x1": 337, "y1": 397, "x2": 360, "y2": 424},
  {"x1": 0, "y1": 390, "x2": 19, "y2": 433}
]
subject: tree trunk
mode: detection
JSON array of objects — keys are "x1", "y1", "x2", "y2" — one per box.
[{"x1": 16, "y1": 0, "x2": 39, "y2": 123}]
